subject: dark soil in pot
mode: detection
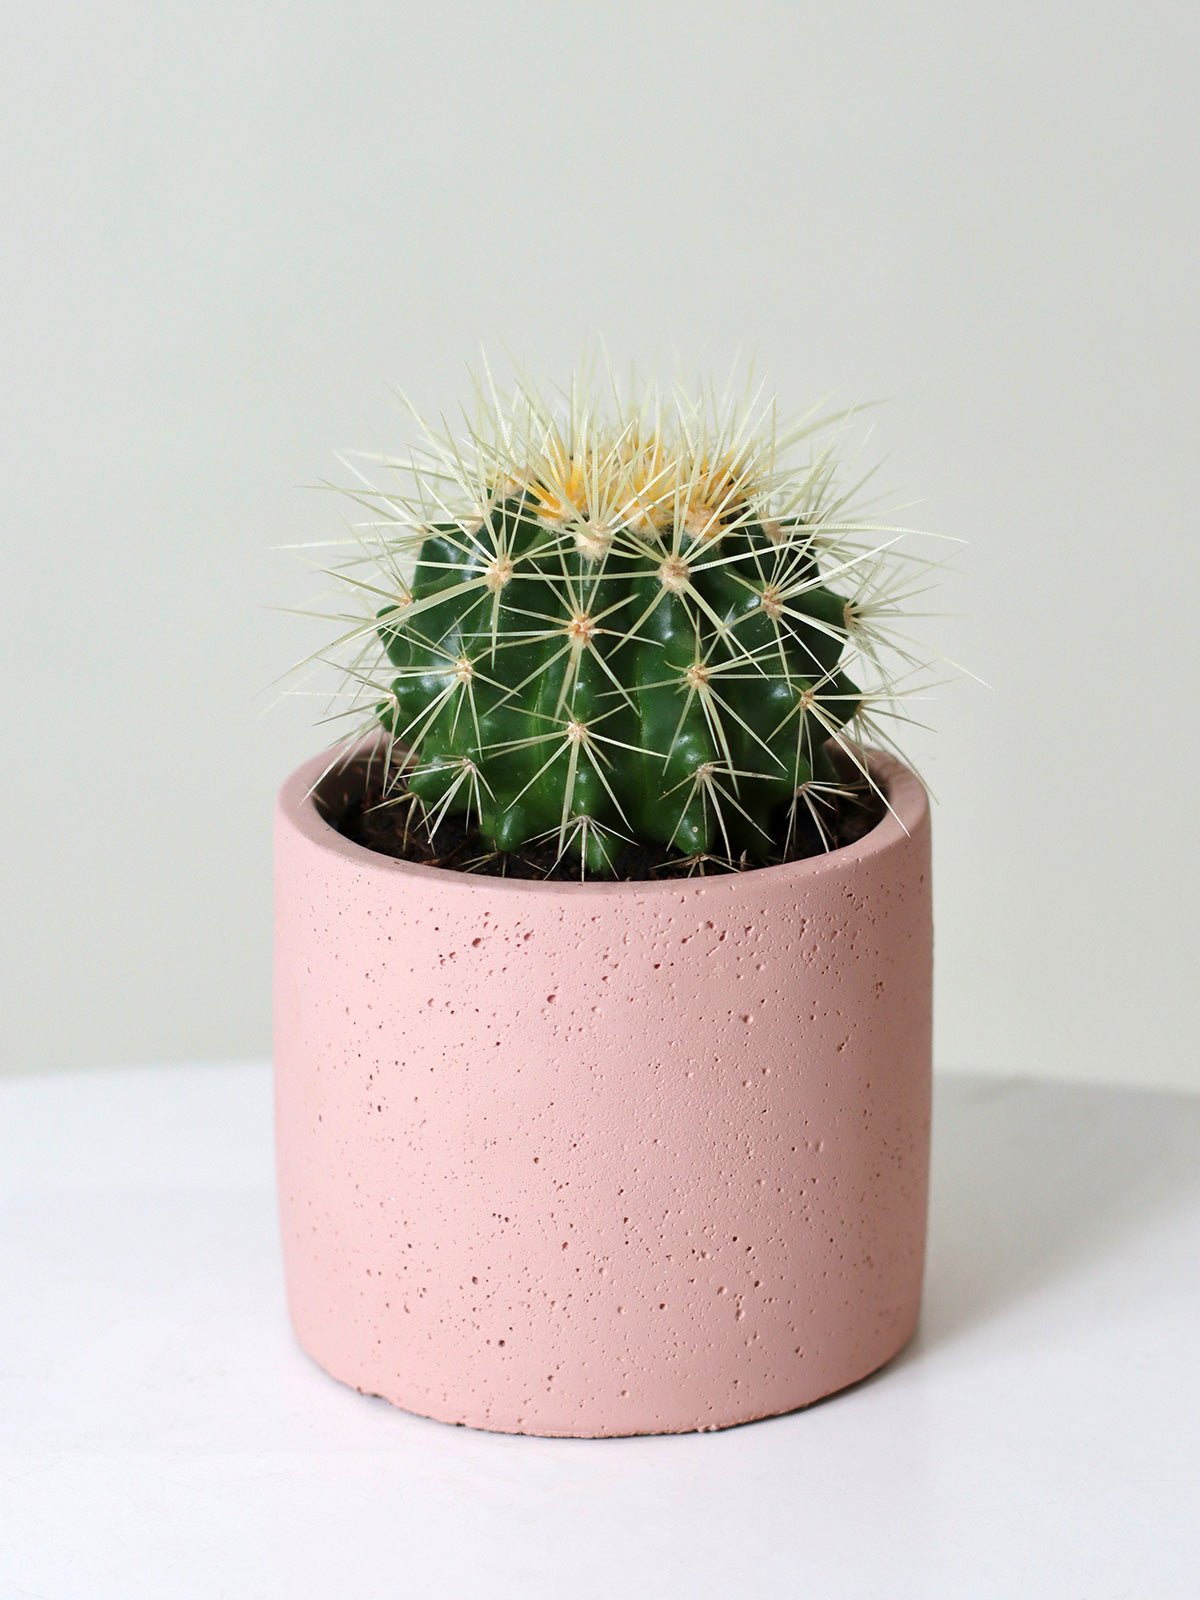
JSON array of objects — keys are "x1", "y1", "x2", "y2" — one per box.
[{"x1": 320, "y1": 757, "x2": 886, "y2": 881}]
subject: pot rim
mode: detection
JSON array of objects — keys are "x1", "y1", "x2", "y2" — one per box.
[{"x1": 276, "y1": 741, "x2": 928, "y2": 901}]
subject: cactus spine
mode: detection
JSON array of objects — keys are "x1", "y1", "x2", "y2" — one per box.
[{"x1": 319, "y1": 368, "x2": 926, "y2": 875}]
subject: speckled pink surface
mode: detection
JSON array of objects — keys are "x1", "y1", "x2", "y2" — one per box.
[{"x1": 273, "y1": 749, "x2": 932, "y2": 1437}]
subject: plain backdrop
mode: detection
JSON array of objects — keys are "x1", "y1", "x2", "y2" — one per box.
[{"x1": 2, "y1": 1, "x2": 1197, "y2": 1089}]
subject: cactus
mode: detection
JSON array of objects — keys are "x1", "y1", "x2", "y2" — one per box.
[{"x1": 314, "y1": 366, "x2": 931, "y2": 875}]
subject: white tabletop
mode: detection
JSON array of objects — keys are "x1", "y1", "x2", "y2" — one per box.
[{"x1": 2, "y1": 1062, "x2": 1197, "y2": 1600}]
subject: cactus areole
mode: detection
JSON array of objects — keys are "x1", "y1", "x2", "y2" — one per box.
[{"x1": 314, "y1": 366, "x2": 934, "y2": 875}]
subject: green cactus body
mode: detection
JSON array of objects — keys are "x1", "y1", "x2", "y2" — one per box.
[{"x1": 375, "y1": 491, "x2": 860, "y2": 873}]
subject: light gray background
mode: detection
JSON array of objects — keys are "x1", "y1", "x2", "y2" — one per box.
[{"x1": 3, "y1": 1, "x2": 1197, "y2": 1088}]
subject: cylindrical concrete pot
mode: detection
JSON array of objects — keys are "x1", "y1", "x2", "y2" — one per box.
[{"x1": 274, "y1": 748, "x2": 932, "y2": 1438}]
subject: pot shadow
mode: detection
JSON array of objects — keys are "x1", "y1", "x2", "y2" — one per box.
[{"x1": 907, "y1": 1072, "x2": 1200, "y2": 1354}]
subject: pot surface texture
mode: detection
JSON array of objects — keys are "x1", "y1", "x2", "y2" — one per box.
[{"x1": 274, "y1": 749, "x2": 932, "y2": 1436}]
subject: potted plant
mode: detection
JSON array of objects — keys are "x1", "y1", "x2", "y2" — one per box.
[{"x1": 274, "y1": 365, "x2": 937, "y2": 1437}]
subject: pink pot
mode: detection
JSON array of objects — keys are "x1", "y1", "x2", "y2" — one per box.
[{"x1": 274, "y1": 749, "x2": 932, "y2": 1437}]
